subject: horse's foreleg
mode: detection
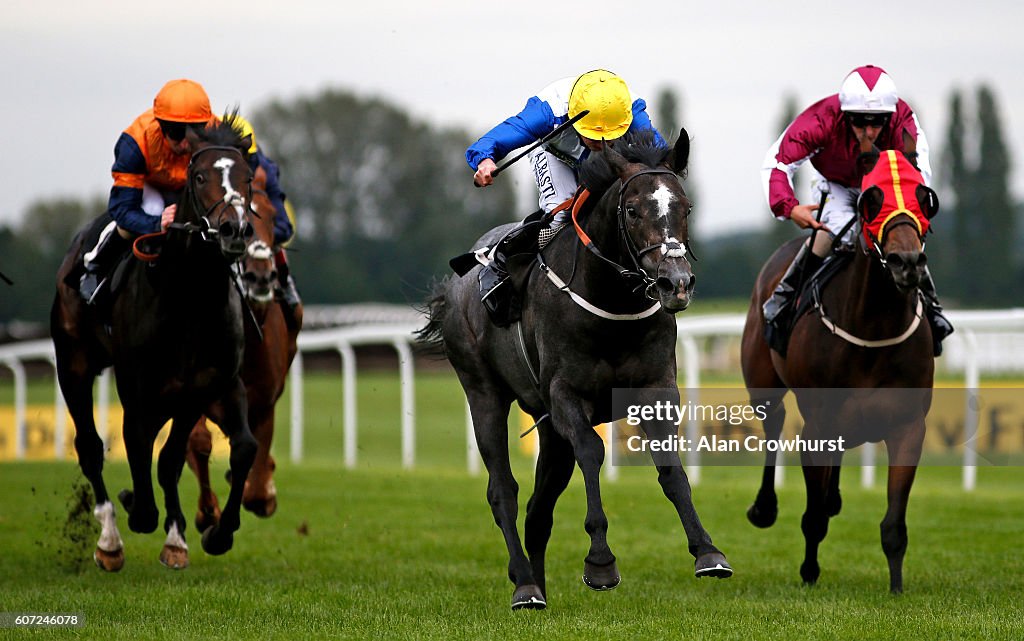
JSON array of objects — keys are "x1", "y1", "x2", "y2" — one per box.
[
  {"x1": 549, "y1": 383, "x2": 619, "y2": 591},
  {"x1": 186, "y1": 417, "x2": 221, "y2": 532},
  {"x1": 119, "y1": 409, "x2": 161, "y2": 535},
  {"x1": 157, "y1": 414, "x2": 200, "y2": 569},
  {"x1": 799, "y1": 461, "x2": 833, "y2": 585},
  {"x1": 881, "y1": 427, "x2": 923, "y2": 594},
  {"x1": 643, "y1": 418, "x2": 732, "y2": 578},
  {"x1": 242, "y1": 403, "x2": 277, "y2": 518},
  {"x1": 524, "y1": 421, "x2": 575, "y2": 600},
  {"x1": 201, "y1": 380, "x2": 257, "y2": 556},
  {"x1": 748, "y1": 394, "x2": 787, "y2": 528},
  {"x1": 465, "y1": 388, "x2": 541, "y2": 609}
]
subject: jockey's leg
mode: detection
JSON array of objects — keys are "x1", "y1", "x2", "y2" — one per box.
[
  {"x1": 272, "y1": 248, "x2": 300, "y2": 309},
  {"x1": 918, "y1": 267, "x2": 954, "y2": 356},
  {"x1": 80, "y1": 221, "x2": 130, "y2": 304},
  {"x1": 762, "y1": 243, "x2": 823, "y2": 355}
]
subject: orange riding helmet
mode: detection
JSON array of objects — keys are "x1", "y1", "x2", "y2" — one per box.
[{"x1": 153, "y1": 79, "x2": 213, "y2": 123}]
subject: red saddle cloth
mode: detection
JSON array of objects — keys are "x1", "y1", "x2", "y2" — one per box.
[{"x1": 860, "y1": 150, "x2": 931, "y2": 245}]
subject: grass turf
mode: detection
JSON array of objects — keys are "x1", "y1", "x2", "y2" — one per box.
[{"x1": 1, "y1": 371, "x2": 1023, "y2": 639}]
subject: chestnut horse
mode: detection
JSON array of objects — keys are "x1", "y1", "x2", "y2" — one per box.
[
  {"x1": 51, "y1": 117, "x2": 257, "y2": 571},
  {"x1": 420, "y1": 130, "x2": 730, "y2": 611},
  {"x1": 741, "y1": 150, "x2": 938, "y2": 593},
  {"x1": 186, "y1": 162, "x2": 302, "y2": 532}
]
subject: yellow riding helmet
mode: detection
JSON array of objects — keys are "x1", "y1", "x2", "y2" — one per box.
[
  {"x1": 568, "y1": 70, "x2": 633, "y2": 141},
  {"x1": 153, "y1": 79, "x2": 212, "y2": 123},
  {"x1": 232, "y1": 114, "x2": 259, "y2": 154}
]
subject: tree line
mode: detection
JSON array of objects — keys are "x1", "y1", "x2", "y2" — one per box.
[{"x1": 0, "y1": 84, "x2": 1018, "y2": 333}]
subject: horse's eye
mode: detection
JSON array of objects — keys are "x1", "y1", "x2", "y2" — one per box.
[
  {"x1": 624, "y1": 205, "x2": 639, "y2": 219},
  {"x1": 195, "y1": 172, "x2": 207, "y2": 185}
]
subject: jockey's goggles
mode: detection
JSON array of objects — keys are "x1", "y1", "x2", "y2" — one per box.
[
  {"x1": 158, "y1": 119, "x2": 206, "y2": 142},
  {"x1": 848, "y1": 112, "x2": 890, "y2": 129}
]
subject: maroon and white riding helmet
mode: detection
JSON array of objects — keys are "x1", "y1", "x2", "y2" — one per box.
[{"x1": 839, "y1": 65, "x2": 898, "y2": 113}]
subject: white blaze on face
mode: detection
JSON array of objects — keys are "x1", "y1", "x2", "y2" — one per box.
[
  {"x1": 213, "y1": 157, "x2": 246, "y2": 221},
  {"x1": 650, "y1": 184, "x2": 675, "y2": 219}
]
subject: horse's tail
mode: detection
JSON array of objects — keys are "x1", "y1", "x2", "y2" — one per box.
[{"x1": 414, "y1": 276, "x2": 450, "y2": 354}]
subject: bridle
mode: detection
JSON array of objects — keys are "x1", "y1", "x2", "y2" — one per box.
[
  {"x1": 169, "y1": 145, "x2": 254, "y2": 244},
  {"x1": 569, "y1": 167, "x2": 694, "y2": 301}
]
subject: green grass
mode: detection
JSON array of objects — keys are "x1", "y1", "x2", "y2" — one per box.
[{"x1": 2, "y1": 371, "x2": 1024, "y2": 639}]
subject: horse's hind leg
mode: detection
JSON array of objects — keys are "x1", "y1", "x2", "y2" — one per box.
[
  {"x1": 157, "y1": 414, "x2": 201, "y2": 569},
  {"x1": 202, "y1": 380, "x2": 258, "y2": 556},
  {"x1": 466, "y1": 387, "x2": 541, "y2": 609},
  {"x1": 56, "y1": 344, "x2": 123, "y2": 571},
  {"x1": 642, "y1": 416, "x2": 732, "y2": 578},
  {"x1": 881, "y1": 428, "x2": 923, "y2": 593},
  {"x1": 186, "y1": 417, "x2": 221, "y2": 532},
  {"x1": 524, "y1": 421, "x2": 575, "y2": 601}
]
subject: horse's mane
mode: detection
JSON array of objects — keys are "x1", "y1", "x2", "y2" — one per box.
[
  {"x1": 196, "y1": 109, "x2": 249, "y2": 152},
  {"x1": 578, "y1": 129, "x2": 671, "y2": 197}
]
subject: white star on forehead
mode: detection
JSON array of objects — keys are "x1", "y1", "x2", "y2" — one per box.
[{"x1": 650, "y1": 185, "x2": 675, "y2": 218}]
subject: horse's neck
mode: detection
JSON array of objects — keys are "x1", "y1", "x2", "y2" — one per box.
[
  {"x1": 547, "y1": 189, "x2": 651, "y2": 313},
  {"x1": 830, "y1": 247, "x2": 915, "y2": 328}
]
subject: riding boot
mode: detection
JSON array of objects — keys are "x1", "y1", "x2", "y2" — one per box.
[
  {"x1": 919, "y1": 267, "x2": 954, "y2": 356},
  {"x1": 80, "y1": 229, "x2": 130, "y2": 304},
  {"x1": 479, "y1": 220, "x2": 542, "y2": 327},
  {"x1": 762, "y1": 244, "x2": 824, "y2": 356},
  {"x1": 273, "y1": 248, "x2": 302, "y2": 330}
]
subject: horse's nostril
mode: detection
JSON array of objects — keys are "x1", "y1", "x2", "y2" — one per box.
[
  {"x1": 219, "y1": 222, "x2": 236, "y2": 239},
  {"x1": 655, "y1": 277, "x2": 675, "y2": 294},
  {"x1": 242, "y1": 224, "x2": 255, "y2": 240}
]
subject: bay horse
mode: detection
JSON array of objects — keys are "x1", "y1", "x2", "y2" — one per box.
[
  {"x1": 741, "y1": 149, "x2": 938, "y2": 593},
  {"x1": 51, "y1": 116, "x2": 258, "y2": 571},
  {"x1": 419, "y1": 130, "x2": 731, "y2": 610},
  {"x1": 186, "y1": 161, "x2": 303, "y2": 531}
]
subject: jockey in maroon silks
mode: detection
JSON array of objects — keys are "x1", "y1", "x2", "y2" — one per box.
[{"x1": 760, "y1": 64, "x2": 953, "y2": 356}]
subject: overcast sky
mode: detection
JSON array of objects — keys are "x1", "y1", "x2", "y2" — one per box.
[{"x1": 3, "y1": 0, "x2": 1021, "y2": 238}]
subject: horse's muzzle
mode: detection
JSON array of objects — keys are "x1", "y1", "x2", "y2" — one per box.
[
  {"x1": 885, "y1": 250, "x2": 926, "y2": 291},
  {"x1": 655, "y1": 262, "x2": 696, "y2": 312},
  {"x1": 218, "y1": 221, "x2": 254, "y2": 261}
]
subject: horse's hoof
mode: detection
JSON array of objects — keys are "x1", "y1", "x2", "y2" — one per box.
[
  {"x1": 582, "y1": 560, "x2": 620, "y2": 591},
  {"x1": 747, "y1": 503, "x2": 778, "y2": 528},
  {"x1": 194, "y1": 506, "x2": 221, "y2": 533},
  {"x1": 243, "y1": 496, "x2": 277, "y2": 518},
  {"x1": 201, "y1": 526, "x2": 234, "y2": 556},
  {"x1": 159, "y1": 545, "x2": 190, "y2": 570},
  {"x1": 511, "y1": 584, "x2": 546, "y2": 610},
  {"x1": 695, "y1": 552, "x2": 733, "y2": 578},
  {"x1": 800, "y1": 561, "x2": 820, "y2": 586},
  {"x1": 93, "y1": 547, "x2": 124, "y2": 572}
]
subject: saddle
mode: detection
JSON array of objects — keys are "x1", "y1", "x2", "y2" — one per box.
[{"x1": 449, "y1": 210, "x2": 553, "y2": 327}]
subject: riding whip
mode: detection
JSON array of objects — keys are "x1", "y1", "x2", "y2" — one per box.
[{"x1": 475, "y1": 110, "x2": 590, "y2": 186}]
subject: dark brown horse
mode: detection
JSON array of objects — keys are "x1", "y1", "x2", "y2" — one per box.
[
  {"x1": 186, "y1": 163, "x2": 303, "y2": 531},
  {"x1": 420, "y1": 130, "x2": 731, "y2": 611},
  {"x1": 51, "y1": 117, "x2": 257, "y2": 571},
  {"x1": 741, "y1": 150, "x2": 937, "y2": 592}
]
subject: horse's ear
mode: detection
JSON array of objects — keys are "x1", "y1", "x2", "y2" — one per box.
[
  {"x1": 664, "y1": 127, "x2": 690, "y2": 175},
  {"x1": 916, "y1": 185, "x2": 940, "y2": 219},
  {"x1": 603, "y1": 141, "x2": 631, "y2": 177},
  {"x1": 858, "y1": 186, "x2": 884, "y2": 221}
]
